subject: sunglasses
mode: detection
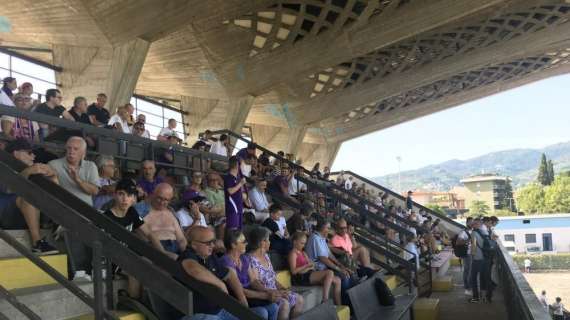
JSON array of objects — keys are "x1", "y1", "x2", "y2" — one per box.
[{"x1": 195, "y1": 239, "x2": 217, "y2": 246}]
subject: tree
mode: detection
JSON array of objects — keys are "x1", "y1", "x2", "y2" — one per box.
[
  {"x1": 516, "y1": 183, "x2": 546, "y2": 214},
  {"x1": 543, "y1": 176, "x2": 570, "y2": 213},
  {"x1": 537, "y1": 153, "x2": 552, "y2": 186},
  {"x1": 547, "y1": 160, "x2": 555, "y2": 184},
  {"x1": 425, "y1": 204, "x2": 446, "y2": 216},
  {"x1": 501, "y1": 179, "x2": 516, "y2": 212},
  {"x1": 469, "y1": 200, "x2": 490, "y2": 216}
]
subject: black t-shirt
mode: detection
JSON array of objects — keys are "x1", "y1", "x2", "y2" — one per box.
[
  {"x1": 178, "y1": 248, "x2": 229, "y2": 315},
  {"x1": 69, "y1": 108, "x2": 92, "y2": 125},
  {"x1": 102, "y1": 207, "x2": 144, "y2": 232},
  {"x1": 262, "y1": 218, "x2": 281, "y2": 242},
  {"x1": 87, "y1": 103, "x2": 110, "y2": 125},
  {"x1": 35, "y1": 103, "x2": 66, "y2": 118}
]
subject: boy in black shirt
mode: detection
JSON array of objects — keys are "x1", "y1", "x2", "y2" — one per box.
[
  {"x1": 103, "y1": 178, "x2": 165, "y2": 299},
  {"x1": 261, "y1": 204, "x2": 292, "y2": 255}
]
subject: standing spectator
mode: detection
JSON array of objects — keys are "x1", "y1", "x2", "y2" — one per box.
[
  {"x1": 0, "y1": 139, "x2": 58, "y2": 254},
  {"x1": 552, "y1": 297, "x2": 567, "y2": 320},
  {"x1": 248, "y1": 226, "x2": 304, "y2": 319},
  {"x1": 143, "y1": 183, "x2": 187, "y2": 258},
  {"x1": 48, "y1": 137, "x2": 99, "y2": 206},
  {"x1": 288, "y1": 231, "x2": 341, "y2": 305},
  {"x1": 261, "y1": 204, "x2": 291, "y2": 255},
  {"x1": 456, "y1": 217, "x2": 473, "y2": 295},
  {"x1": 344, "y1": 176, "x2": 353, "y2": 191},
  {"x1": 135, "y1": 114, "x2": 151, "y2": 138},
  {"x1": 403, "y1": 235, "x2": 420, "y2": 271},
  {"x1": 469, "y1": 218, "x2": 488, "y2": 303},
  {"x1": 136, "y1": 160, "x2": 163, "y2": 198},
  {"x1": 1, "y1": 93, "x2": 39, "y2": 141},
  {"x1": 539, "y1": 290, "x2": 548, "y2": 311},
  {"x1": 0, "y1": 77, "x2": 16, "y2": 107},
  {"x1": 524, "y1": 258, "x2": 531, "y2": 273},
  {"x1": 248, "y1": 178, "x2": 270, "y2": 222},
  {"x1": 224, "y1": 156, "x2": 246, "y2": 233},
  {"x1": 405, "y1": 191, "x2": 414, "y2": 212},
  {"x1": 108, "y1": 105, "x2": 131, "y2": 134},
  {"x1": 93, "y1": 155, "x2": 116, "y2": 210},
  {"x1": 203, "y1": 173, "x2": 226, "y2": 238},
  {"x1": 87, "y1": 93, "x2": 110, "y2": 127},
  {"x1": 158, "y1": 118, "x2": 179, "y2": 142},
  {"x1": 35, "y1": 89, "x2": 65, "y2": 137},
  {"x1": 236, "y1": 142, "x2": 256, "y2": 161},
  {"x1": 210, "y1": 134, "x2": 230, "y2": 157}
]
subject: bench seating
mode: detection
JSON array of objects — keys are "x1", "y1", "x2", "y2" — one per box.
[{"x1": 347, "y1": 273, "x2": 416, "y2": 320}]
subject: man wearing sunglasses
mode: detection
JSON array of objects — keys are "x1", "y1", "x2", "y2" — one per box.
[{"x1": 179, "y1": 226, "x2": 248, "y2": 320}]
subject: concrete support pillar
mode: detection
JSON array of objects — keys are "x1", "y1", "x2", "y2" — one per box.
[
  {"x1": 53, "y1": 38, "x2": 149, "y2": 112},
  {"x1": 181, "y1": 96, "x2": 220, "y2": 143},
  {"x1": 105, "y1": 38, "x2": 150, "y2": 112},
  {"x1": 324, "y1": 142, "x2": 342, "y2": 168},
  {"x1": 226, "y1": 95, "x2": 255, "y2": 149},
  {"x1": 285, "y1": 126, "x2": 307, "y2": 158},
  {"x1": 251, "y1": 124, "x2": 283, "y2": 148}
]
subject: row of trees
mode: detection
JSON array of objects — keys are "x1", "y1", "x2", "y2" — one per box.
[
  {"x1": 517, "y1": 173, "x2": 570, "y2": 214},
  {"x1": 537, "y1": 153, "x2": 555, "y2": 186}
]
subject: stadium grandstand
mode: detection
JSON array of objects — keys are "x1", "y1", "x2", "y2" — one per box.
[{"x1": 0, "y1": 1, "x2": 566, "y2": 319}]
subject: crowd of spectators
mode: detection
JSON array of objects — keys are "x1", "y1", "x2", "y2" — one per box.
[{"x1": 0, "y1": 75, "x2": 446, "y2": 319}]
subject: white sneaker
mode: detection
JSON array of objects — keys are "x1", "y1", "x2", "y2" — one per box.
[
  {"x1": 465, "y1": 289, "x2": 472, "y2": 296},
  {"x1": 73, "y1": 270, "x2": 92, "y2": 282}
]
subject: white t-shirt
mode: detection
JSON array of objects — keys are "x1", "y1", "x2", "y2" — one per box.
[
  {"x1": 457, "y1": 229, "x2": 472, "y2": 255},
  {"x1": 288, "y1": 176, "x2": 306, "y2": 195},
  {"x1": 108, "y1": 114, "x2": 131, "y2": 134},
  {"x1": 344, "y1": 179, "x2": 353, "y2": 190},
  {"x1": 175, "y1": 208, "x2": 207, "y2": 228},
  {"x1": 276, "y1": 216, "x2": 287, "y2": 238},
  {"x1": 539, "y1": 294, "x2": 548, "y2": 311},
  {"x1": 404, "y1": 242, "x2": 419, "y2": 270},
  {"x1": 158, "y1": 127, "x2": 178, "y2": 139},
  {"x1": 524, "y1": 259, "x2": 531, "y2": 268},
  {"x1": 210, "y1": 140, "x2": 228, "y2": 157},
  {"x1": 552, "y1": 302, "x2": 564, "y2": 315},
  {"x1": 0, "y1": 90, "x2": 14, "y2": 107}
]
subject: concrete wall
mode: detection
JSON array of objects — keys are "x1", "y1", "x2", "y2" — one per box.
[{"x1": 495, "y1": 227, "x2": 570, "y2": 253}]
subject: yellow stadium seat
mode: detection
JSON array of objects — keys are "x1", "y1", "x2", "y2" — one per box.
[
  {"x1": 0, "y1": 254, "x2": 67, "y2": 290},
  {"x1": 432, "y1": 276, "x2": 453, "y2": 292},
  {"x1": 336, "y1": 305, "x2": 350, "y2": 320},
  {"x1": 276, "y1": 270, "x2": 292, "y2": 289},
  {"x1": 413, "y1": 298, "x2": 440, "y2": 320}
]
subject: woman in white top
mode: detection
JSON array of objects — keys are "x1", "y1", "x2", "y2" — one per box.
[
  {"x1": 175, "y1": 198, "x2": 208, "y2": 231},
  {"x1": 108, "y1": 105, "x2": 131, "y2": 134}
]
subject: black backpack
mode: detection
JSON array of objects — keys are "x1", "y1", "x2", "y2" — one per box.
[
  {"x1": 374, "y1": 278, "x2": 395, "y2": 306},
  {"x1": 452, "y1": 230, "x2": 470, "y2": 258},
  {"x1": 475, "y1": 229, "x2": 498, "y2": 259}
]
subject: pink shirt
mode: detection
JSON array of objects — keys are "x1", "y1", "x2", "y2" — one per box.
[{"x1": 331, "y1": 233, "x2": 353, "y2": 255}]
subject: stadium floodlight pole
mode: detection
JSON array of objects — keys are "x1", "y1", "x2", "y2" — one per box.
[{"x1": 396, "y1": 156, "x2": 402, "y2": 193}]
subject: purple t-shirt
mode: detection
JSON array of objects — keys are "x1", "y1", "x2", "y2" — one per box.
[
  {"x1": 223, "y1": 172, "x2": 243, "y2": 229},
  {"x1": 220, "y1": 254, "x2": 251, "y2": 287},
  {"x1": 236, "y1": 148, "x2": 250, "y2": 160},
  {"x1": 137, "y1": 176, "x2": 164, "y2": 195},
  {"x1": 272, "y1": 175, "x2": 288, "y2": 195}
]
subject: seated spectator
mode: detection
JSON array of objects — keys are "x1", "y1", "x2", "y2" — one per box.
[
  {"x1": 183, "y1": 171, "x2": 206, "y2": 203},
  {"x1": 288, "y1": 232, "x2": 341, "y2": 305},
  {"x1": 134, "y1": 114, "x2": 151, "y2": 138},
  {"x1": 261, "y1": 204, "x2": 291, "y2": 255},
  {"x1": 102, "y1": 178, "x2": 164, "y2": 299},
  {"x1": 310, "y1": 162, "x2": 321, "y2": 179},
  {"x1": 221, "y1": 229, "x2": 279, "y2": 319},
  {"x1": 179, "y1": 226, "x2": 249, "y2": 319},
  {"x1": 143, "y1": 183, "x2": 187, "y2": 258},
  {"x1": 49, "y1": 136, "x2": 99, "y2": 279},
  {"x1": 0, "y1": 76, "x2": 16, "y2": 107},
  {"x1": 204, "y1": 173, "x2": 226, "y2": 238},
  {"x1": 158, "y1": 118, "x2": 179, "y2": 142},
  {"x1": 248, "y1": 178, "x2": 270, "y2": 222},
  {"x1": 132, "y1": 121, "x2": 148, "y2": 138},
  {"x1": 330, "y1": 219, "x2": 377, "y2": 278},
  {"x1": 199, "y1": 129, "x2": 215, "y2": 150},
  {"x1": 322, "y1": 166, "x2": 331, "y2": 180},
  {"x1": 1, "y1": 93, "x2": 39, "y2": 141},
  {"x1": 248, "y1": 226, "x2": 304, "y2": 319},
  {"x1": 63, "y1": 96, "x2": 91, "y2": 124},
  {"x1": 287, "y1": 201, "x2": 314, "y2": 236},
  {"x1": 224, "y1": 156, "x2": 246, "y2": 233},
  {"x1": 48, "y1": 136, "x2": 99, "y2": 206},
  {"x1": 210, "y1": 133, "x2": 230, "y2": 157},
  {"x1": 108, "y1": 105, "x2": 131, "y2": 134},
  {"x1": 175, "y1": 194, "x2": 208, "y2": 230},
  {"x1": 270, "y1": 165, "x2": 290, "y2": 197},
  {"x1": 287, "y1": 167, "x2": 306, "y2": 197},
  {"x1": 35, "y1": 89, "x2": 65, "y2": 138},
  {"x1": 0, "y1": 139, "x2": 58, "y2": 254},
  {"x1": 18, "y1": 82, "x2": 39, "y2": 109},
  {"x1": 87, "y1": 93, "x2": 110, "y2": 127},
  {"x1": 236, "y1": 142, "x2": 256, "y2": 161},
  {"x1": 93, "y1": 155, "x2": 116, "y2": 210},
  {"x1": 136, "y1": 160, "x2": 163, "y2": 198},
  {"x1": 240, "y1": 154, "x2": 256, "y2": 178}
]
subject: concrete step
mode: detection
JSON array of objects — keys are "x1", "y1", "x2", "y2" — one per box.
[
  {"x1": 413, "y1": 297, "x2": 440, "y2": 320},
  {"x1": 0, "y1": 280, "x2": 128, "y2": 320},
  {"x1": 432, "y1": 276, "x2": 453, "y2": 292},
  {"x1": 66, "y1": 311, "x2": 144, "y2": 320},
  {"x1": 0, "y1": 254, "x2": 67, "y2": 290},
  {"x1": 0, "y1": 229, "x2": 53, "y2": 259}
]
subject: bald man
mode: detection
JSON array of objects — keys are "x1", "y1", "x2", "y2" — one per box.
[
  {"x1": 143, "y1": 183, "x2": 187, "y2": 258},
  {"x1": 179, "y1": 226, "x2": 250, "y2": 319}
]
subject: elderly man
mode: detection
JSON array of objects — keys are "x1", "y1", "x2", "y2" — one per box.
[
  {"x1": 143, "y1": 183, "x2": 187, "y2": 258},
  {"x1": 49, "y1": 136, "x2": 99, "y2": 206},
  {"x1": 87, "y1": 93, "x2": 110, "y2": 127},
  {"x1": 0, "y1": 139, "x2": 58, "y2": 254},
  {"x1": 330, "y1": 218, "x2": 377, "y2": 278},
  {"x1": 137, "y1": 160, "x2": 163, "y2": 198},
  {"x1": 248, "y1": 178, "x2": 270, "y2": 222},
  {"x1": 179, "y1": 226, "x2": 251, "y2": 320},
  {"x1": 204, "y1": 173, "x2": 225, "y2": 238}
]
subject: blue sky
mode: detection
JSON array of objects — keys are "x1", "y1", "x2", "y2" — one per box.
[{"x1": 332, "y1": 74, "x2": 570, "y2": 178}]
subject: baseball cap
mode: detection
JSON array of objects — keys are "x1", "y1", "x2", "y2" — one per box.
[
  {"x1": 6, "y1": 139, "x2": 33, "y2": 153},
  {"x1": 115, "y1": 178, "x2": 138, "y2": 196}
]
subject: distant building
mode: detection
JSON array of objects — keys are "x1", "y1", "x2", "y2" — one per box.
[
  {"x1": 410, "y1": 191, "x2": 464, "y2": 210},
  {"x1": 459, "y1": 174, "x2": 513, "y2": 213}
]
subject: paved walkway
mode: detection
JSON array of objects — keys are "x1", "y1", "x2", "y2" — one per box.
[{"x1": 431, "y1": 265, "x2": 509, "y2": 320}]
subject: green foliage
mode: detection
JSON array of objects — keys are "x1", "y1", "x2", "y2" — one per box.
[
  {"x1": 425, "y1": 204, "x2": 446, "y2": 216},
  {"x1": 544, "y1": 176, "x2": 570, "y2": 213},
  {"x1": 513, "y1": 254, "x2": 570, "y2": 270},
  {"x1": 469, "y1": 200, "x2": 490, "y2": 216},
  {"x1": 548, "y1": 160, "x2": 555, "y2": 184},
  {"x1": 493, "y1": 209, "x2": 517, "y2": 217},
  {"x1": 537, "y1": 153, "x2": 555, "y2": 186},
  {"x1": 516, "y1": 183, "x2": 546, "y2": 214}
]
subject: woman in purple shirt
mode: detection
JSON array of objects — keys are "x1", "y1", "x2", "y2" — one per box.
[
  {"x1": 224, "y1": 156, "x2": 246, "y2": 232},
  {"x1": 220, "y1": 229, "x2": 278, "y2": 320}
]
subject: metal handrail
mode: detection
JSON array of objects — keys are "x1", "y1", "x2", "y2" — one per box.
[{"x1": 0, "y1": 152, "x2": 262, "y2": 320}]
